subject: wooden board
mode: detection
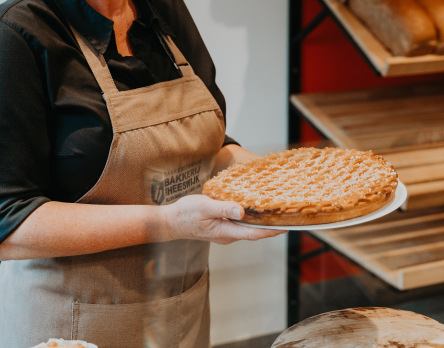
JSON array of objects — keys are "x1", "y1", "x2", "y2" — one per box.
[
  {"x1": 291, "y1": 83, "x2": 444, "y2": 211},
  {"x1": 272, "y1": 307, "x2": 444, "y2": 348},
  {"x1": 308, "y1": 208, "x2": 444, "y2": 290},
  {"x1": 322, "y1": 0, "x2": 444, "y2": 76}
]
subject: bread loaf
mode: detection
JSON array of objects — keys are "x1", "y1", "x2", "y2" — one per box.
[
  {"x1": 416, "y1": 0, "x2": 444, "y2": 54},
  {"x1": 349, "y1": 0, "x2": 438, "y2": 56}
]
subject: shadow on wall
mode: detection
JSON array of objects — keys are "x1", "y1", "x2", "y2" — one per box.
[{"x1": 209, "y1": 0, "x2": 287, "y2": 152}]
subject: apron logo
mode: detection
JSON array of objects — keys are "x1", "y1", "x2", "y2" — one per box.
[
  {"x1": 151, "y1": 174, "x2": 165, "y2": 205},
  {"x1": 146, "y1": 160, "x2": 203, "y2": 205}
]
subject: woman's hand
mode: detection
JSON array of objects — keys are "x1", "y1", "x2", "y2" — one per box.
[{"x1": 162, "y1": 195, "x2": 286, "y2": 245}]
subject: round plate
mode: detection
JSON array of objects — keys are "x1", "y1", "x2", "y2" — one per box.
[{"x1": 233, "y1": 181, "x2": 407, "y2": 230}]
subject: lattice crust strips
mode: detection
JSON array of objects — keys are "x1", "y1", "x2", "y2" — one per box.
[{"x1": 203, "y1": 148, "x2": 398, "y2": 225}]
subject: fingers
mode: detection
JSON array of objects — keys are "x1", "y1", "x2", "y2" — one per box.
[
  {"x1": 196, "y1": 196, "x2": 288, "y2": 243},
  {"x1": 201, "y1": 196, "x2": 245, "y2": 221},
  {"x1": 217, "y1": 219, "x2": 287, "y2": 242},
  {"x1": 170, "y1": 195, "x2": 288, "y2": 244}
]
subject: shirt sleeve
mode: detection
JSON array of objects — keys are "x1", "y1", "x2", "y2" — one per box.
[
  {"x1": 222, "y1": 135, "x2": 240, "y2": 147},
  {"x1": 0, "y1": 21, "x2": 51, "y2": 244}
]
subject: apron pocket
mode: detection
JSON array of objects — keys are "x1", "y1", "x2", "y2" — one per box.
[
  {"x1": 146, "y1": 268, "x2": 210, "y2": 348},
  {"x1": 72, "y1": 302, "x2": 146, "y2": 348},
  {"x1": 178, "y1": 268, "x2": 211, "y2": 348},
  {"x1": 71, "y1": 269, "x2": 210, "y2": 348}
]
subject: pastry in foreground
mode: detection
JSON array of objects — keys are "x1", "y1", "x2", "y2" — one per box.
[
  {"x1": 203, "y1": 148, "x2": 398, "y2": 226},
  {"x1": 31, "y1": 339, "x2": 98, "y2": 348}
]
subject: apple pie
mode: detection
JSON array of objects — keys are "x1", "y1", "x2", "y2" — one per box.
[{"x1": 203, "y1": 148, "x2": 398, "y2": 225}]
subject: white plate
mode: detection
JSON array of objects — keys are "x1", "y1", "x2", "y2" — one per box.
[{"x1": 233, "y1": 181, "x2": 407, "y2": 231}]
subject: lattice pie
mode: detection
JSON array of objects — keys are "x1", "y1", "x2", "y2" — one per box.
[{"x1": 203, "y1": 148, "x2": 398, "y2": 225}]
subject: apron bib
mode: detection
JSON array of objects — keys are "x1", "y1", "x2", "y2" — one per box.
[{"x1": 0, "y1": 24, "x2": 225, "y2": 348}]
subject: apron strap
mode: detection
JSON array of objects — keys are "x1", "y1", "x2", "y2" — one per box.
[
  {"x1": 69, "y1": 22, "x2": 195, "y2": 94},
  {"x1": 69, "y1": 23, "x2": 120, "y2": 96},
  {"x1": 163, "y1": 36, "x2": 195, "y2": 78},
  {"x1": 153, "y1": 25, "x2": 195, "y2": 78}
]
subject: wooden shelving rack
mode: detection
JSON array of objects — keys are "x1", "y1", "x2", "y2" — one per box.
[
  {"x1": 291, "y1": 83, "x2": 444, "y2": 290},
  {"x1": 287, "y1": 1, "x2": 444, "y2": 326},
  {"x1": 322, "y1": 0, "x2": 444, "y2": 76}
]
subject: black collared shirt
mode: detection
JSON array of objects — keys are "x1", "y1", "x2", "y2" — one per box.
[{"x1": 0, "y1": 0, "x2": 237, "y2": 243}]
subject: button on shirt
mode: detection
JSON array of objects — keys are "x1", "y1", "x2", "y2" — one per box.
[{"x1": 0, "y1": 0, "x2": 237, "y2": 243}]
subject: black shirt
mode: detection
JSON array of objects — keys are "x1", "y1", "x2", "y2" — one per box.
[{"x1": 0, "y1": 0, "x2": 237, "y2": 243}]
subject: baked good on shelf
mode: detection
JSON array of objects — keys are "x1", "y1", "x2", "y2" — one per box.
[
  {"x1": 416, "y1": 0, "x2": 444, "y2": 54},
  {"x1": 348, "y1": 0, "x2": 438, "y2": 56},
  {"x1": 203, "y1": 148, "x2": 398, "y2": 226}
]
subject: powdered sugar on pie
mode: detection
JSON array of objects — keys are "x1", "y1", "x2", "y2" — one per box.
[{"x1": 203, "y1": 148, "x2": 398, "y2": 225}]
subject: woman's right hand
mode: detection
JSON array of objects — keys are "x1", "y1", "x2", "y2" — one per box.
[{"x1": 160, "y1": 195, "x2": 287, "y2": 245}]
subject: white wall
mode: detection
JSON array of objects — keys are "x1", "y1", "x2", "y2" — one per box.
[
  {"x1": 184, "y1": 0, "x2": 289, "y2": 153},
  {"x1": 184, "y1": 0, "x2": 289, "y2": 345}
]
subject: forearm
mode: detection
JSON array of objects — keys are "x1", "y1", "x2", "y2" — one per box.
[
  {"x1": 0, "y1": 147, "x2": 281, "y2": 261},
  {"x1": 0, "y1": 201, "x2": 167, "y2": 261}
]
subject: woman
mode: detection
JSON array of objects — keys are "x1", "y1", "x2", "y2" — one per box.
[{"x1": 0, "y1": 0, "x2": 285, "y2": 347}]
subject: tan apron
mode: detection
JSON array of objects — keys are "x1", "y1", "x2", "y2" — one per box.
[{"x1": 0, "y1": 24, "x2": 225, "y2": 348}]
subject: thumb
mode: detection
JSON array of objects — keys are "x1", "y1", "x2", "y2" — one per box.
[{"x1": 204, "y1": 198, "x2": 245, "y2": 221}]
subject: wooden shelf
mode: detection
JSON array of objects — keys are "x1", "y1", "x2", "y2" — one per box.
[
  {"x1": 291, "y1": 83, "x2": 444, "y2": 211},
  {"x1": 310, "y1": 207, "x2": 444, "y2": 290},
  {"x1": 322, "y1": 0, "x2": 444, "y2": 76},
  {"x1": 291, "y1": 83, "x2": 444, "y2": 153}
]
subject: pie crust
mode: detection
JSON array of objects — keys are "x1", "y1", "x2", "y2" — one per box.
[{"x1": 203, "y1": 148, "x2": 398, "y2": 226}]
